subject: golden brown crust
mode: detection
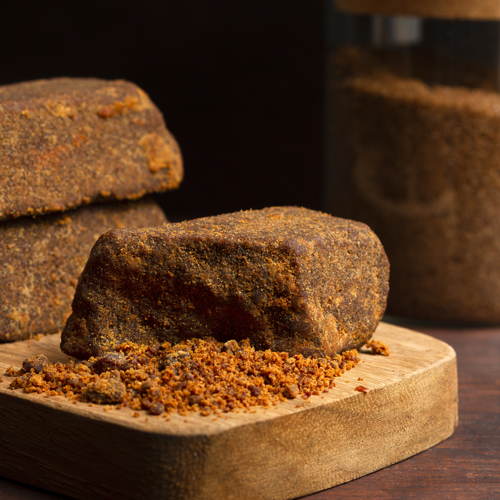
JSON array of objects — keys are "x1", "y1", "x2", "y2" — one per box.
[
  {"x1": 0, "y1": 198, "x2": 167, "y2": 342},
  {"x1": 61, "y1": 206, "x2": 389, "y2": 359},
  {"x1": 0, "y1": 77, "x2": 183, "y2": 220}
]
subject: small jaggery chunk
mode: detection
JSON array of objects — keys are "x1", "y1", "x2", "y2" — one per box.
[
  {"x1": 283, "y1": 384, "x2": 300, "y2": 399},
  {"x1": 22, "y1": 354, "x2": 49, "y2": 374},
  {"x1": 365, "y1": 339, "x2": 391, "y2": 356},
  {"x1": 0, "y1": 77, "x2": 183, "y2": 221},
  {"x1": 61, "y1": 206, "x2": 389, "y2": 359},
  {"x1": 149, "y1": 402, "x2": 165, "y2": 416},
  {"x1": 91, "y1": 353, "x2": 130, "y2": 373},
  {"x1": 0, "y1": 198, "x2": 167, "y2": 342},
  {"x1": 84, "y1": 374, "x2": 126, "y2": 404}
]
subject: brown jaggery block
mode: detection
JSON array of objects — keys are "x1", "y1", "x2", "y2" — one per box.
[
  {"x1": 0, "y1": 77, "x2": 183, "y2": 220},
  {"x1": 327, "y1": 47, "x2": 500, "y2": 322},
  {"x1": 60, "y1": 206, "x2": 389, "y2": 359},
  {"x1": 0, "y1": 198, "x2": 166, "y2": 342}
]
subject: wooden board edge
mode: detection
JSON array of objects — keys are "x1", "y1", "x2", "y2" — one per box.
[
  {"x1": 0, "y1": 322, "x2": 456, "y2": 436},
  {"x1": 195, "y1": 354, "x2": 458, "y2": 500}
]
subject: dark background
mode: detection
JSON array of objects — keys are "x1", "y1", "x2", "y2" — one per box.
[{"x1": 0, "y1": 1, "x2": 326, "y2": 220}]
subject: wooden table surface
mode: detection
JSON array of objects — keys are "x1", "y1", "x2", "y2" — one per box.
[{"x1": 1, "y1": 323, "x2": 499, "y2": 500}]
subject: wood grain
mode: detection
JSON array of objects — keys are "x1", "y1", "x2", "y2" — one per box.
[
  {"x1": 307, "y1": 325, "x2": 500, "y2": 499},
  {"x1": 0, "y1": 323, "x2": 458, "y2": 500}
]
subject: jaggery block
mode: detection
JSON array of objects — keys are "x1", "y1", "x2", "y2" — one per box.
[
  {"x1": 61, "y1": 206, "x2": 389, "y2": 359},
  {"x1": 0, "y1": 198, "x2": 166, "y2": 342},
  {"x1": 0, "y1": 77, "x2": 182, "y2": 220}
]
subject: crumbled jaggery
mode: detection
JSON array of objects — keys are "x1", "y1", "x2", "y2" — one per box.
[
  {"x1": 7, "y1": 338, "x2": 361, "y2": 417},
  {"x1": 61, "y1": 206, "x2": 389, "y2": 359},
  {"x1": 365, "y1": 339, "x2": 391, "y2": 356}
]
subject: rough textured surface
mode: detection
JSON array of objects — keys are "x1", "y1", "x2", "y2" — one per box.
[
  {"x1": 0, "y1": 198, "x2": 166, "y2": 342},
  {"x1": 0, "y1": 77, "x2": 183, "y2": 220},
  {"x1": 327, "y1": 47, "x2": 500, "y2": 322},
  {"x1": 61, "y1": 206, "x2": 389, "y2": 359}
]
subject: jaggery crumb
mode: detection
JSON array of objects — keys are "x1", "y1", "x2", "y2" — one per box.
[
  {"x1": 365, "y1": 339, "x2": 391, "y2": 356},
  {"x1": 84, "y1": 375, "x2": 126, "y2": 404},
  {"x1": 355, "y1": 385, "x2": 369, "y2": 393},
  {"x1": 282, "y1": 383, "x2": 299, "y2": 399},
  {"x1": 7, "y1": 337, "x2": 361, "y2": 417},
  {"x1": 22, "y1": 354, "x2": 49, "y2": 374}
]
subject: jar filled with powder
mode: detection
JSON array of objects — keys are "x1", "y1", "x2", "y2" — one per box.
[{"x1": 326, "y1": 0, "x2": 500, "y2": 323}]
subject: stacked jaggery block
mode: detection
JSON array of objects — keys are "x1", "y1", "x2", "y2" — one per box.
[
  {"x1": 61, "y1": 206, "x2": 389, "y2": 359},
  {"x1": 0, "y1": 77, "x2": 182, "y2": 220},
  {"x1": 0, "y1": 199, "x2": 166, "y2": 342},
  {"x1": 0, "y1": 77, "x2": 183, "y2": 341}
]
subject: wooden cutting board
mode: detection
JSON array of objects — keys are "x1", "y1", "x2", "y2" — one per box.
[{"x1": 0, "y1": 322, "x2": 457, "y2": 500}]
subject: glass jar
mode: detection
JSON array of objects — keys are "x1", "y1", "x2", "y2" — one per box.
[{"x1": 326, "y1": 0, "x2": 500, "y2": 323}]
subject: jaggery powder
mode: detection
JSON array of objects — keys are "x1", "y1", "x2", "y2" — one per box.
[
  {"x1": 7, "y1": 338, "x2": 361, "y2": 417},
  {"x1": 61, "y1": 206, "x2": 389, "y2": 359}
]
